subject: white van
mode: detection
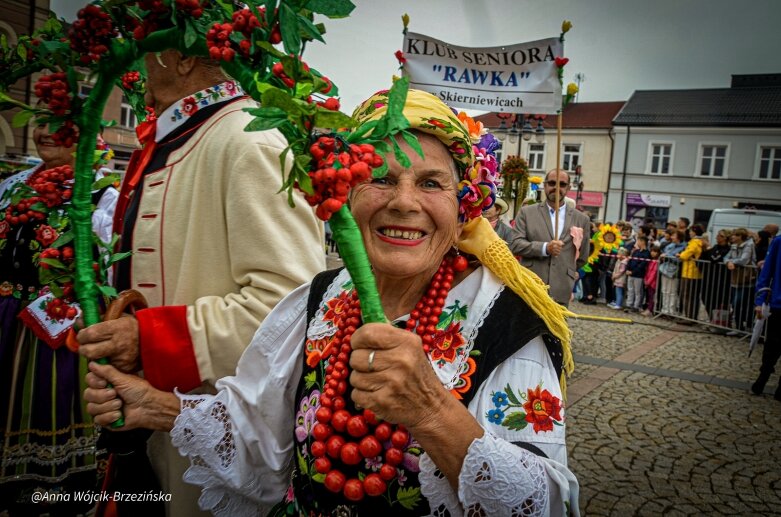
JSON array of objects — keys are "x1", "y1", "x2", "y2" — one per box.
[{"x1": 706, "y1": 208, "x2": 781, "y2": 236}]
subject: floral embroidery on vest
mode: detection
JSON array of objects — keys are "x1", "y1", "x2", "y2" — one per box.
[{"x1": 487, "y1": 383, "x2": 563, "y2": 433}]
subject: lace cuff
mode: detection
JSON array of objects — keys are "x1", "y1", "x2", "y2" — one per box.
[
  {"x1": 457, "y1": 432, "x2": 549, "y2": 516},
  {"x1": 419, "y1": 453, "x2": 462, "y2": 516},
  {"x1": 172, "y1": 391, "x2": 265, "y2": 517}
]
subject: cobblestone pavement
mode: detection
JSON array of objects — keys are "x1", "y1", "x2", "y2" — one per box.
[{"x1": 566, "y1": 300, "x2": 781, "y2": 516}]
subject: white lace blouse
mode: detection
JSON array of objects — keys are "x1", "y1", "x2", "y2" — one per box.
[{"x1": 171, "y1": 267, "x2": 580, "y2": 516}]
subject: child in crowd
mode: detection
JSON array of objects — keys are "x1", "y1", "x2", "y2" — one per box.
[
  {"x1": 625, "y1": 236, "x2": 651, "y2": 312},
  {"x1": 642, "y1": 245, "x2": 661, "y2": 316},
  {"x1": 608, "y1": 247, "x2": 630, "y2": 309}
]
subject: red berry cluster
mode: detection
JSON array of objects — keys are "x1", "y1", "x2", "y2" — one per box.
[
  {"x1": 131, "y1": 0, "x2": 168, "y2": 40},
  {"x1": 34, "y1": 72, "x2": 71, "y2": 117},
  {"x1": 39, "y1": 246, "x2": 73, "y2": 270},
  {"x1": 121, "y1": 71, "x2": 141, "y2": 90},
  {"x1": 68, "y1": 4, "x2": 117, "y2": 64},
  {"x1": 43, "y1": 297, "x2": 78, "y2": 322},
  {"x1": 271, "y1": 61, "x2": 295, "y2": 88},
  {"x1": 174, "y1": 0, "x2": 204, "y2": 18},
  {"x1": 27, "y1": 164, "x2": 74, "y2": 207},
  {"x1": 50, "y1": 121, "x2": 78, "y2": 148},
  {"x1": 3, "y1": 198, "x2": 47, "y2": 226},
  {"x1": 206, "y1": 7, "x2": 282, "y2": 62},
  {"x1": 303, "y1": 138, "x2": 383, "y2": 221},
  {"x1": 205, "y1": 23, "x2": 237, "y2": 62}
]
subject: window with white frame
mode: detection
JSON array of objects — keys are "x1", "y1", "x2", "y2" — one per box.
[
  {"x1": 561, "y1": 144, "x2": 580, "y2": 172},
  {"x1": 698, "y1": 144, "x2": 728, "y2": 177},
  {"x1": 79, "y1": 84, "x2": 93, "y2": 98},
  {"x1": 120, "y1": 95, "x2": 137, "y2": 129},
  {"x1": 648, "y1": 143, "x2": 673, "y2": 174},
  {"x1": 527, "y1": 143, "x2": 545, "y2": 171},
  {"x1": 758, "y1": 146, "x2": 781, "y2": 180}
]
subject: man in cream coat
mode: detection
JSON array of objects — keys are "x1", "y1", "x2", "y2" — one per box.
[
  {"x1": 78, "y1": 50, "x2": 325, "y2": 516},
  {"x1": 510, "y1": 169, "x2": 590, "y2": 306}
]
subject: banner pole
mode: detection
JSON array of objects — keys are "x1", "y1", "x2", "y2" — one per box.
[{"x1": 554, "y1": 109, "x2": 563, "y2": 239}]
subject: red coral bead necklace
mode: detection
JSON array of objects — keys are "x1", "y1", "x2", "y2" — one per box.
[{"x1": 310, "y1": 253, "x2": 468, "y2": 502}]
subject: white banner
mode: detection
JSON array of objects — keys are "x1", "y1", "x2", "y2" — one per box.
[{"x1": 402, "y1": 32, "x2": 563, "y2": 114}]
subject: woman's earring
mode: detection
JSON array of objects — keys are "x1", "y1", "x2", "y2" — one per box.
[{"x1": 452, "y1": 245, "x2": 468, "y2": 272}]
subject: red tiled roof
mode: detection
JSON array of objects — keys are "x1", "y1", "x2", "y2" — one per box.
[{"x1": 474, "y1": 101, "x2": 625, "y2": 130}]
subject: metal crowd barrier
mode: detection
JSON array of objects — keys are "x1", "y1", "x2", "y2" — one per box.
[{"x1": 653, "y1": 257, "x2": 761, "y2": 337}]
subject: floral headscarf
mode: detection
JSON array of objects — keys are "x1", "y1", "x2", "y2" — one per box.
[{"x1": 352, "y1": 89, "x2": 498, "y2": 220}]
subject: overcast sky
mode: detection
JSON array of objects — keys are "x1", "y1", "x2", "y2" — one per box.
[{"x1": 50, "y1": 0, "x2": 781, "y2": 113}]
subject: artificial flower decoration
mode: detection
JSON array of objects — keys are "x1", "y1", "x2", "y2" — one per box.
[
  {"x1": 596, "y1": 223, "x2": 623, "y2": 252},
  {"x1": 457, "y1": 111, "x2": 486, "y2": 141},
  {"x1": 402, "y1": 13, "x2": 410, "y2": 34},
  {"x1": 564, "y1": 82, "x2": 579, "y2": 106},
  {"x1": 394, "y1": 49, "x2": 406, "y2": 65},
  {"x1": 554, "y1": 56, "x2": 569, "y2": 68},
  {"x1": 562, "y1": 20, "x2": 573, "y2": 33}
]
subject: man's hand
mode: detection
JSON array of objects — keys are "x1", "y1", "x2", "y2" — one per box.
[
  {"x1": 726, "y1": 261, "x2": 736, "y2": 271},
  {"x1": 84, "y1": 362, "x2": 179, "y2": 431},
  {"x1": 547, "y1": 239, "x2": 564, "y2": 257},
  {"x1": 77, "y1": 315, "x2": 140, "y2": 373}
]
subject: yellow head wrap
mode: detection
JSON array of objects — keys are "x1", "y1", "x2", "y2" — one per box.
[{"x1": 353, "y1": 88, "x2": 575, "y2": 393}]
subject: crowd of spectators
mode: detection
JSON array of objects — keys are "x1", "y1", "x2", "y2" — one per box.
[{"x1": 577, "y1": 217, "x2": 779, "y2": 335}]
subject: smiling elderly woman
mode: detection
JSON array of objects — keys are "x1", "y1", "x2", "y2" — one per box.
[{"x1": 84, "y1": 90, "x2": 579, "y2": 516}]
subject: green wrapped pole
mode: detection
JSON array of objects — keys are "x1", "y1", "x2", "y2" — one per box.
[
  {"x1": 329, "y1": 206, "x2": 386, "y2": 324},
  {"x1": 70, "y1": 71, "x2": 124, "y2": 427},
  {"x1": 71, "y1": 73, "x2": 114, "y2": 327}
]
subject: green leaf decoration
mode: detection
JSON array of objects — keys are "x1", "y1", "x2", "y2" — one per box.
[
  {"x1": 11, "y1": 110, "x2": 35, "y2": 128},
  {"x1": 184, "y1": 19, "x2": 198, "y2": 49},
  {"x1": 396, "y1": 486, "x2": 421, "y2": 510},
  {"x1": 245, "y1": 115, "x2": 288, "y2": 132},
  {"x1": 296, "y1": 14, "x2": 325, "y2": 43},
  {"x1": 279, "y1": 3, "x2": 301, "y2": 55},
  {"x1": 91, "y1": 174, "x2": 120, "y2": 191},
  {"x1": 502, "y1": 412, "x2": 528, "y2": 431},
  {"x1": 297, "y1": 448, "x2": 308, "y2": 474},
  {"x1": 313, "y1": 109, "x2": 355, "y2": 130},
  {"x1": 311, "y1": 472, "x2": 325, "y2": 482},
  {"x1": 40, "y1": 258, "x2": 66, "y2": 269},
  {"x1": 305, "y1": 0, "x2": 355, "y2": 18},
  {"x1": 107, "y1": 251, "x2": 132, "y2": 266},
  {"x1": 505, "y1": 383, "x2": 522, "y2": 405},
  {"x1": 98, "y1": 285, "x2": 118, "y2": 298},
  {"x1": 261, "y1": 88, "x2": 302, "y2": 118},
  {"x1": 391, "y1": 137, "x2": 411, "y2": 169},
  {"x1": 50, "y1": 231, "x2": 74, "y2": 249},
  {"x1": 399, "y1": 129, "x2": 423, "y2": 159},
  {"x1": 304, "y1": 370, "x2": 317, "y2": 389}
]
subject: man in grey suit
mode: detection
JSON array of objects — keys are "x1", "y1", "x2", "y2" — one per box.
[{"x1": 510, "y1": 169, "x2": 591, "y2": 306}]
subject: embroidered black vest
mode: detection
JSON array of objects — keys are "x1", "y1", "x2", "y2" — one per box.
[{"x1": 283, "y1": 269, "x2": 563, "y2": 516}]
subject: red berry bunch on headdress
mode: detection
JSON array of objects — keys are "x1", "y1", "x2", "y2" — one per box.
[
  {"x1": 34, "y1": 72, "x2": 71, "y2": 117},
  {"x1": 68, "y1": 4, "x2": 118, "y2": 64},
  {"x1": 130, "y1": 0, "x2": 169, "y2": 40},
  {"x1": 206, "y1": 23, "x2": 237, "y2": 62},
  {"x1": 302, "y1": 137, "x2": 384, "y2": 221},
  {"x1": 174, "y1": 0, "x2": 204, "y2": 18},
  {"x1": 121, "y1": 71, "x2": 141, "y2": 90},
  {"x1": 206, "y1": 6, "x2": 282, "y2": 62}
]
